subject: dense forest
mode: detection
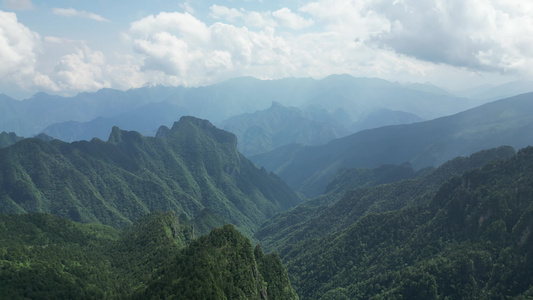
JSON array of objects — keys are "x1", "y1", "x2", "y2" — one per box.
[
  {"x1": 2, "y1": 110, "x2": 533, "y2": 298},
  {"x1": 262, "y1": 146, "x2": 533, "y2": 299},
  {"x1": 0, "y1": 212, "x2": 298, "y2": 299}
]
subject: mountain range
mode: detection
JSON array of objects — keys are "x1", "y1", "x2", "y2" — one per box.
[
  {"x1": 2, "y1": 76, "x2": 533, "y2": 298},
  {"x1": 0, "y1": 116, "x2": 301, "y2": 236},
  {"x1": 251, "y1": 92, "x2": 533, "y2": 197},
  {"x1": 1, "y1": 75, "x2": 491, "y2": 143}
]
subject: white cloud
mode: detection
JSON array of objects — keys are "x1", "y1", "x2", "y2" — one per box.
[
  {"x1": 4, "y1": 1, "x2": 532, "y2": 97},
  {"x1": 243, "y1": 11, "x2": 277, "y2": 28},
  {"x1": 298, "y1": 0, "x2": 533, "y2": 78},
  {"x1": 209, "y1": 5, "x2": 243, "y2": 23},
  {"x1": 368, "y1": 0, "x2": 533, "y2": 74},
  {"x1": 208, "y1": 5, "x2": 313, "y2": 30},
  {"x1": 272, "y1": 8, "x2": 314, "y2": 30},
  {"x1": 2, "y1": 0, "x2": 33, "y2": 10},
  {"x1": 52, "y1": 46, "x2": 109, "y2": 91},
  {"x1": 301, "y1": 0, "x2": 389, "y2": 38},
  {"x1": 126, "y1": 10, "x2": 429, "y2": 88},
  {"x1": 130, "y1": 11, "x2": 209, "y2": 43},
  {"x1": 128, "y1": 12, "x2": 303, "y2": 85},
  {"x1": 52, "y1": 8, "x2": 109, "y2": 22},
  {"x1": 180, "y1": 0, "x2": 195, "y2": 14},
  {"x1": 0, "y1": 10, "x2": 40, "y2": 86}
]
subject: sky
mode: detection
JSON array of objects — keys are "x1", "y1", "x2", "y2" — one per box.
[{"x1": 1, "y1": 0, "x2": 533, "y2": 99}]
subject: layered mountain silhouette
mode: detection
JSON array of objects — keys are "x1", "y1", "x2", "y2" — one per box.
[
  {"x1": 251, "y1": 92, "x2": 533, "y2": 197},
  {"x1": 221, "y1": 102, "x2": 351, "y2": 156},
  {"x1": 0, "y1": 116, "x2": 301, "y2": 234},
  {"x1": 1, "y1": 75, "x2": 484, "y2": 140}
]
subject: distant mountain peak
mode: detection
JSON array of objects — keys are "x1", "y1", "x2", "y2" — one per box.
[
  {"x1": 167, "y1": 116, "x2": 238, "y2": 146},
  {"x1": 271, "y1": 101, "x2": 284, "y2": 108},
  {"x1": 107, "y1": 126, "x2": 144, "y2": 144},
  {"x1": 155, "y1": 125, "x2": 171, "y2": 138}
]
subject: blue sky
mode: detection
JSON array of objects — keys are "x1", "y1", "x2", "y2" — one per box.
[{"x1": 1, "y1": 0, "x2": 532, "y2": 99}]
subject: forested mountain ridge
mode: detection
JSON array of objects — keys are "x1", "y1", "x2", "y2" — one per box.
[
  {"x1": 251, "y1": 92, "x2": 533, "y2": 198},
  {"x1": 256, "y1": 146, "x2": 516, "y2": 253},
  {"x1": 0, "y1": 116, "x2": 301, "y2": 235},
  {"x1": 0, "y1": 212, "x2": 298, "y2": 299},
  {"x1": 271, "y1": 146, "x2": 533, "y2": 299},
  {"x1": 0, "y1": 131, "x2": 23, "y2": 148}
]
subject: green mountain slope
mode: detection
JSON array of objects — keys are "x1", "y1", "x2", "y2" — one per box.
[
  {"x1": 0, "y1": 212, "x2": 298, "y2": 299},
  {"x1": 256, "y1": 146, "x2": 515, "y2": 253},
  {"x1": 139, "y1": 224, "x2": 298, "y2": 300},
  {"x1": 275, "y1": 146, "x2": 533, "y2": 299},
  {"x1": 251, "y1": 92, "x2": 533, "y2": 198},
  {"x1": 0, "y1": 116, "x2": 301, "y2": 234},
  {"x1": 0, "y1": 131, "x2": 23, "y2": 148}
]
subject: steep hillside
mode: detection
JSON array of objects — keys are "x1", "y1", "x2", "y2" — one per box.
[
  {"x1": 256, "y1": 146, "x2": 515, "y2": 253},
  {"x1": 221, "y1": 102, "x2": 351, "y2": 156},
  {"x1": 0, "y1": 116, "x2": 301, "y2": 234},
  {"x1": 0, "y1": 212, "x2": 298, "y2": 299},
  {"x1": 138, "y1": 224, "x2": 298, "y2": 300},
  {"x1": 251, "y1": 92, "x2": 533, "y2": 197},
  {"x1": 279, "y1": 146, "x2": 533, "y2": 299}
]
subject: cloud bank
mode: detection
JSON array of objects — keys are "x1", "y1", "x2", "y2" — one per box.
[
  {"x1": 1, "y1": 0, "x2": 533, "y2": 97},
  {"x1": 0, "y1": 10, "x2": 40, "y2": 87}
]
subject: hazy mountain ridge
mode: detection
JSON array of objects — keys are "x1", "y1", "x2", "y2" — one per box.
[
  {"x1": 41, "y1": 101, "x2": 189, "y2": 142},
  {"x1": 0, "y1": 116, "x2": 301, "y2": 235},
  {"x1": 269, "y1": 146, "x2": 533, "y2": 299},
  {"x1": 351, "y1": 108, "x2": 424, "y2": 132},
  {"x1": 251, "y1": 92, "x2": 533, "y2": 198},
  {"x1": 1, "y1": 75, "x2": 485, "y2": 141},
  {"x1": 221, "y1": 102, "x2": 351, "y2": 156},
  {"x1": 0, "y1": 212, "x2": 298, "y2": 299}
]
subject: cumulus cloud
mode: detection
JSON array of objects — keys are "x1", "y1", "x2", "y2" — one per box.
[
  {"x1": 128, "y1": 12, "x2": 308, "y2": 85},
  {"x1": 208, "y1": 5, "x2": 313, "y2": 30},
  {"x1": 3, "y1": 0, "x2": 33, "y2": 10},
  {"x1": 5, "y1": 1, "x2": 531, "y2": 97},
  {"x1": 301, "y1": 0, "x2": 389, "y2": 37},
  {"x1": 372, "y1": 0, "x2": 532, "y2": 73},
  {"x1": 299, "y1": 0, "x2": 533, "y2": 77},
  {"x1": 209, "y1": 5, "x2": 243, "y2": 23},
  {"x1": 0, "y1": 10, "x2": 40, "y2": 86},
  {"x1": 52, "y1": 8, "x2": 109, "y2": 22},
  {"x1": 125, "y1": 10, "x2": 426, "y2": 87},
  {"x1": 272, "y1": 8, "x2": 314, "y2": 30},
  {"x1": 48, "y1": 46, "x2": 109, "y2": 91}
]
